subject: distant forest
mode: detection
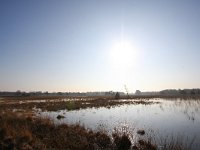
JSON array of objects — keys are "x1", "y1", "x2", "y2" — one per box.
[{"x1": 1, "y1": 89, "x2": 200, "y2": 97}]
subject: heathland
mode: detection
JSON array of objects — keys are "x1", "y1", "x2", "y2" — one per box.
[{"x1": 0, "y1": 95, "x2": 199, "y2": 150}]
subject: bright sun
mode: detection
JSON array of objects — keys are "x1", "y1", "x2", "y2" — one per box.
[{"x1": 110, "y1": 40, "x2": 136, "y2": 69}]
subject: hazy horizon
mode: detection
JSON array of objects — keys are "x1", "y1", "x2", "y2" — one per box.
[{"x1": 1, "y1": 0, "x2": 200, "y2": 93}]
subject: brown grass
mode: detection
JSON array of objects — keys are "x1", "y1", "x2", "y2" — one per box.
[
  {"x1": 0, "y1": 96, "x2": 197, "y2": 150},
  {"x1": 0, "y1": 112, "x2": 157, "y2": 150},
  {"x1": 0, "y1": 111, "x2": 191, "y2": 150},
  {"x1": 0, "y1": 96, "x2": 159, "y2": 112},
  {"x1": 1, "y1": 95, "x2": 199, "y2": 113},
  {"x1": 0, "y1": 112, "x2": 113, "y2": 150}
]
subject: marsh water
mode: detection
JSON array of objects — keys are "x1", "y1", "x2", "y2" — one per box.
[{"x1": 37, "y1": 98, "x2": 200, "y2": 149}]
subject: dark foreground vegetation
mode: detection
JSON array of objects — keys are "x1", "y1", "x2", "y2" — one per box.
[
  {"x1": 0, "y1": 112, "x2": 191, "y2": 150},
  {"x1": 0, "y1": 112, "x2": 157, "y2": 150}
]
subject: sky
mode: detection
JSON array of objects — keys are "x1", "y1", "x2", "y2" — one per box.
[{"x1": 1, "y1": 0, "x2": 200, "y2": 92}]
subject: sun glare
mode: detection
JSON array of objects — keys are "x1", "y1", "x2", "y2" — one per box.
[{"x1": 110, "y1": 40, "x2": 136, "y2": 69}]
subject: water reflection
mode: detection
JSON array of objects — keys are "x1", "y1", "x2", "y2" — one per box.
[{"x1": 36, "y1": 98, "x2": 200, "y2": 149}]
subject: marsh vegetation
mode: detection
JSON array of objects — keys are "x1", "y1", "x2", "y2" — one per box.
[{"x1": 0, "y1": 96, "x2": 199, "y2": 149}]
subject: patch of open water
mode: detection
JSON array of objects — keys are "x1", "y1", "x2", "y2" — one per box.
[{"x1": 36, "y1": 98, "x2": 200, "y2": 149}]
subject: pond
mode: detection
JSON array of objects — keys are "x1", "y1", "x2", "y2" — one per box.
[{"x1": 36, "y1": 98, "x2": 200, "y2": 149}]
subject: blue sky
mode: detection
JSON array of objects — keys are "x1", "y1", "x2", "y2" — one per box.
[{"x1": 1, "y1": 0, "x2": 200, "y2": 92}]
